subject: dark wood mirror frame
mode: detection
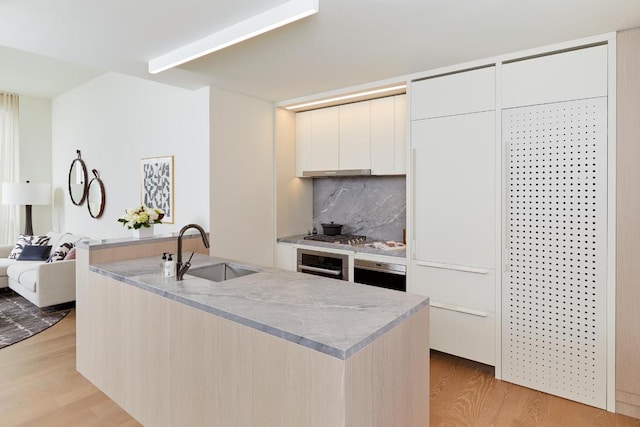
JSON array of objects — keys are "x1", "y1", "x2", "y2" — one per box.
[
  {"x1": 68, "y1": 149, "x2": 88, "y2": 206},
  {"x1": 87, "y1": 169, "x2": 105, "y2": 219}
]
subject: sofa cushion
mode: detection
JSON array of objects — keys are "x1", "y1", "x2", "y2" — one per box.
[
  {"x1": 46, "y1": 231, "x2": 64, "y2": 248},
  {"x1": 6, "y1": 262, "x2": 41, "y2": 292},
  {"x1": 47, "y1": 241, "x2": 74, "y2": 263},
  {"x1": 18, "y1": 245, "x2": 52, "y2": 261},
  {"x1": 64, "y1": 247, "x2": 76, "y2": 260},
  {"x1": 46, "y1": 233, "x2": 85, "y2": 263},
  {"x1": 9, "y1": 235, "x2": 50, "y2": 259}
]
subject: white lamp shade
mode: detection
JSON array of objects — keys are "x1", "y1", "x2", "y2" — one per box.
[{"x1": 2, "y1": 182, "x2": 51, "y2": 206}]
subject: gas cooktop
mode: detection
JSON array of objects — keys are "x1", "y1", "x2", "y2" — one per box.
[{"x1": 303, "y1": 234, "x2": 367, "y2": 245}]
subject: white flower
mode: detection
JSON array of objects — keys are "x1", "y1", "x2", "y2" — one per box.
[{"x1": 117, "y1": 205, "x2": 165, "y2": 229}]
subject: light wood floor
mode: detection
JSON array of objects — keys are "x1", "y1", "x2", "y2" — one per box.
[
  {"x1": 430, "y1": 351, "x2": 640, "y2": 427},
  {"x1": 0, "y1": 311, "x2": 638, "y2": 426},
  {"x1": 0, "y1": 310, "x2": 139, "y2": 426}
]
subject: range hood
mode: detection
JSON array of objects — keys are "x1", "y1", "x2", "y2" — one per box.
[{"x1": 302, "y1": 169, "x2": 372, "y2": 178}]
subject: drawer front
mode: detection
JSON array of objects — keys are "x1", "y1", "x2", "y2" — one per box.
[
  {"x1": 409, "y1": 261, "x2": 495, "y2": 312},
  {"x1": 429, "y1": 305, "x2": 495, "y2": 365}
]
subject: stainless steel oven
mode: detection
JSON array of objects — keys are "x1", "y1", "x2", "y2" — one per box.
[
  {"x1": 354, "y1": 259, "x2": 406, "y2": 292},
  {"x1": 297, "y1": 248, "x2": 348, "y2": 280}
]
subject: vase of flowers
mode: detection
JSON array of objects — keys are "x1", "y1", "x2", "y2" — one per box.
[{"x1": 117, "y1": 205, "x2": 164, "y2": 238}]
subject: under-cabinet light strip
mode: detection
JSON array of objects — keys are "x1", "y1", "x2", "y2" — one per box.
[{"x1": 285, "y1": 84, "x2": 407, "y2": 110}]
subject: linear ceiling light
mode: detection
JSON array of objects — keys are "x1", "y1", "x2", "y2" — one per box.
[
  {"x1": 284, "y1": 84, "x2": 407, "y2": 110},
  {"x1": 149, "y1": 0, "x2": 319, "y2": 74}
]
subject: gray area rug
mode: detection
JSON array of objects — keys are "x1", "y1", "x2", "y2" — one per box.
[{"x1": 0, "y1": 291, "x2": 72, "y2": 350}]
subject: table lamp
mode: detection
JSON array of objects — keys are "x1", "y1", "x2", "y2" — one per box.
[{"x1": 1, "y1": 181, "x2": 51, "y2": 235}]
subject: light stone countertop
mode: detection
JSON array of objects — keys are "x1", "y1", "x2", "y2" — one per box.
[
  {"x1": 277, "y1": 234, "x2": 407, "y2": 259},
  {"x1": 90, "y1": 254, "x2": 428, "y2": 360}
]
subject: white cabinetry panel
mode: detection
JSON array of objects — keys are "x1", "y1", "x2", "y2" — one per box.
[
  {"x1": 411, "y1": 261, "x2": 495, "y2": 312},
  {"x1": 371, "y1": 97, "x2": 395, "y2": 174},
  {"x1": 295, "y1": 111, "x2": 312, "y2": 177},
  {"x1": 412, "y1": 111, "x2": 495, "y2": 268},
  {"x1": 411, "y1": 67, "x2": 495, "y2": 120},
  {"x1": 502, "y1": 97, "x2": 608, "y2": 409},
  {"x1": 339, "y1": 101, "x2": 371, "y2": 170},
  {"x1": 502, "y1": 44, "x2": 608, "y2": 108},
  {"x1": 394, "y1": 95, "x2": 407, "y2": 173},
  {"x1": 371, "y1": 95, "x2": 407, "y2": 175},
  {"x1": 276, "y1": 243, "x2": 296, "y2": 272},
  {"x1": 296, "y1": 95, "x2": 406, "y2": 176},
  {"x1": 430, "y1": 305, "x2": 495, "y2": 365},
  {"x1": 310, "y1": 106, "x2": 340, "y2": 171}
]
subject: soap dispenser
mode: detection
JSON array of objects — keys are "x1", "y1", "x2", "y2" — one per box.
[
  {"x1": 161, "y1": 252, "x2": 167, "y2": 275},
  {"x1": 164, "y1": 254, "x2": 175, "y2": 278}
]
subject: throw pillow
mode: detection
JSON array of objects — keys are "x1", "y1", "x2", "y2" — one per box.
[
  {"x1": 8, "y1": 235, "x2": 51, "y2": 259},
  {"x1": 64, "y1": 247, "x2": 77, "y2": 261},
  {"x1": 17, "y1": 245, "x2": 52, "y2": 261},
  {"x1": 46, "y1": 242, "x2": 75, "y2": 263}
]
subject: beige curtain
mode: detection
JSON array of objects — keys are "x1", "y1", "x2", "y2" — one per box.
[{"x1": 0, "y1": 93, "x2": 20, "y2": 244}]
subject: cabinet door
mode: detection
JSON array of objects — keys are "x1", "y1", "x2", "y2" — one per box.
[
  {"x1": 276, "y1": 243, "x2": 296, "y2": 271},
  {"x1": 310, "y1": 106, "x2": 339, "y2": 171},
  {"x1": 394, "y1": 94, "x2": 407, "y2": 174},
  {"x1": 502, "y1": 44, "x2": 607, "y2": 108},
  {"x1": 412, "y1": 111, "x2": 495, "y2": 269},
  {"x1": 339, "y1": 101, "x2": 370, "y2": 170},
  {"x1": 370, "y1": 97, "x2": 395, "y2": 174},
  {"x1": 295, "y1": 111, "x2": 312, "y2": 177},
  {"x1": 411, "y1": 67, "x2": 495, "y2": 120}
]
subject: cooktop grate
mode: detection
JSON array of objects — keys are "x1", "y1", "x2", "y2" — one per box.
[{"x1": 303, "y1": 234, "x2": 367, "y2": 245}]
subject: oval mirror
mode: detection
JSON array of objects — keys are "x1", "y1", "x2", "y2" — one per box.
[
  {"x1": 68, "y1": 150, "x2": 88, "y2": 205},
  {"x1": 87, "y1": 169, "x2": 105, "y2": 219}
]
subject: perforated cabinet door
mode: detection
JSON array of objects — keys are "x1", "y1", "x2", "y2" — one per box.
[{"x1": 502, "y1": 97, "x2": 608, "y2": 409}]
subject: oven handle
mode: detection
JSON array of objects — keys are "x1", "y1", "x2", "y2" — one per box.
[
  {"x1": 299, "y1": 265, "x2": 341, "y2": 276},
  {"x1": 354, "y1": 260, "x2": 406, "y2": 275}
]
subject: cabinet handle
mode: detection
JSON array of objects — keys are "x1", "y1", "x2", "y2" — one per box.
[
  {"x1": 415, "y1": 260, "x2": 491, "y2": 274},
  {"x1": 411, "y1": 147, "x2": 417, "y2": 257},
  {"x1": 299, "y1": 265, "x2": 341, "y2": 276},
  {"x1": 430, "y1": 301, "x2": 489, "y2": 318}
]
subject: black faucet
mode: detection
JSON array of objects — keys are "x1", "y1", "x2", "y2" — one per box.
[{"x1": 176, "y1": 224, "x2": 210, "y2": 280}]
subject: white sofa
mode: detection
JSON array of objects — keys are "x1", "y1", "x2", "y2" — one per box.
[{"x1": 0, "y1": 232, "x2": 85, "y2": 309}]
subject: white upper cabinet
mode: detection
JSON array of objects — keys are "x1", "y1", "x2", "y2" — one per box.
[
  {"x1": 295, "y1": 111, "x2": 312, "y2": 177},
  {"x1": 371, "y1": 95, "x2": 407, "y2": 175},
  {"x1": 502, "y1": 44, "x2": 608, "y2": 108},
  {"x1": 394, "y1": 95, "x2": 407, "y2": 174},
  {"x1": 295, "y1": 94, "x2": 406, "y2": 177},
  {"x1": 339, "y1": 101, "x2": 371, "y2": 170},
  {"x1": 411, "y1": 67, "x2": 495, "y2": 120},
  {"x1": 310, "y1": 106, "x2": 340, "y2": 171}
]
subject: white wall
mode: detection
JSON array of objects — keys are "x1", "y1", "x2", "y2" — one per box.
[
  {"x1": 52, "y1": 72, "x2": 209, "y2": 239},
  {"x1": 210, "y1": 87, "x2": 274, "y2": 267},
  {"x1": 19, "y1": 96, "x2": 52, "y2": 235}
]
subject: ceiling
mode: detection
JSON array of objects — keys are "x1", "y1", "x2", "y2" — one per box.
[{"x1": 1, "y1": 0, "x2": 639, "y2": 102}]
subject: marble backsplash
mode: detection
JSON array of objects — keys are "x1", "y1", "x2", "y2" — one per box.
[{"x1": 313, "y1": 176, "x2": 406, "y2": 241}]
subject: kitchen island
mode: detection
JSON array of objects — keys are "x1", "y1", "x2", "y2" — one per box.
[{"x1": 76, "y1": 237, "x2": 429, "y2": 426}]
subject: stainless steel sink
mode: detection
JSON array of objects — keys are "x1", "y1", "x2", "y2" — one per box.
[{"x1": 187, "y1": 263, "x2": 258, "y2": 282}]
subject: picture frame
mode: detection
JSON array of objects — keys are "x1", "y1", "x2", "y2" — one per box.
[{"x1": 140, "y1": 155, "x2": 174, "y2": 223}]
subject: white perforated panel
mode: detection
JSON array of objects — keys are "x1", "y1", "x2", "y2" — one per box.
[{"x1": 502, "y1": 97, "x2": 608, "y2": 409}]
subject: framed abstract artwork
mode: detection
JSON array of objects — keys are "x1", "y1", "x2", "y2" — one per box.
[{"x1": 140, "y1": 155, "x2": 174, "y2": 223}]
